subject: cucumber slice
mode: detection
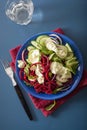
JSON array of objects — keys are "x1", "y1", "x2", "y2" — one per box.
[
  {"x1": 65, "y1": 58, "x2": 79, "y2": 74},
  {"x1": 45, "y1": 38, "x2": 58, "y2": 52},
  {"x1": 45, "y1": 100, "x2": 56, "y2": 111},
  {"x1": 66, "y1": 61, "x2": 79, "y2": 66},
  {"x1": 67, "y1": 65, "x2": 78, "y2": 74},
  {"x1": 49, "y1": 53, "x2": 55, "y2": 60},
  {"x1": 24, "y1": 64, "x2": 30, "y2": 76},
  {"x1": 27, "y1": 46, "x2": 35, "y2": 51},
  {"x1": 51, "y1": 54, "x2": 62, "y2": 62},
  {"x1": 36, "y1": 35, "x2": 48, "y2": 43},
  {"x1": 65, "y1": 43, "x2": 73, "y2": 52},
  {"x1": 39, "y1": 37, "x2": 49, "y2": 46},
  {"x1": 39, "y1": 36, "x2": 55, "y2": 54},
  {"x1": 41, "y1": 47, "x2": 53, "y2": 55},
  {"x1": 28, "y1": 75, "x2": 36, "y2": 81},
  {"x1": 53, "y1": 87, "x2": 63, "y2": 94},
  {"x1": 65, "y1": 52, "x2": 74, "y2": 60},
  {"x1": 31, "y1": 41, "x2": 42, "y2": 49},
  {"x1": 56, "y1": 45, "x2": 68, "y2": 59},
  {"x1": 65, "y1": 57, "x2": 78, "y2": 66}
]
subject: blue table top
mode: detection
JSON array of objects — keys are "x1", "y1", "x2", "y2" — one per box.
[{"x1": 0, "y1": 0, "x2": 87, "y2": 130}]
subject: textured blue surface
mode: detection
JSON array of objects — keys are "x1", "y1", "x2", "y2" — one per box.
[
  {"x1": 16, "y1": 32, "x2": 83, "y2": 100},
  {"x1": 0, "y1": 0, "x2": 87, "y2": 130}
]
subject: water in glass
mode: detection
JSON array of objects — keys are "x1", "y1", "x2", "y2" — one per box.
[{"x1": 5, "y1": 0, "x2": 34, "y2": 25}]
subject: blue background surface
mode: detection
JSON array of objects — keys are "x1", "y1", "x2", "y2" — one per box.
[{"x1": 0, "y1": 0, "x2": 87, "y2": 130}]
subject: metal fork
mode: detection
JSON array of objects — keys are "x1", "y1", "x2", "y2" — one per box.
[
  {"x1": 0, "y1": 60, "x2": 16, "y2": 86},
  {"x1": 0, "y1": 59, "x2": 33, "y2": 120}
]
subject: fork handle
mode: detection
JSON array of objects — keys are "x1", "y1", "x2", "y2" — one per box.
[
  {"x1": 11, "y1": 76, "x2": 17, "y2": 86},
  {"x1": 14, "y1": 83, "x2": 33, "y2": 120},
  {"x1": 13, "y1": 73, "x2": 33, "y2": 120}
]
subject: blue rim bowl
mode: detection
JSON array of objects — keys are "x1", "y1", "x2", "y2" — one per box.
[{"x1": 15, "y1": 32, "x2": 83, "y2": 100}]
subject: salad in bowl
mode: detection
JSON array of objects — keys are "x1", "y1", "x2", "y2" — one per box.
[{"x1": 16, "y1": 32, "x2": 83, "y2": 100}]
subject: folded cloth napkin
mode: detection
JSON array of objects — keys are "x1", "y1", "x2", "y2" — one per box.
[{"x1": 9, "y1": 28, "x2": 87, "y2": 117}]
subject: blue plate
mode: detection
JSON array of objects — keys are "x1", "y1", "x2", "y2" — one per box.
[{"x1": 15, "y1": 32, "x2": 83, "y2": 100}]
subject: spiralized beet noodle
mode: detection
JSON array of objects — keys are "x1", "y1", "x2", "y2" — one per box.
[{"x1": 19, "y1": 54, "x2": 59, "y2": 94}]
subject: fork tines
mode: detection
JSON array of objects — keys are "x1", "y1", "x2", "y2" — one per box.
[{"x1": 0, "y1": 59, "x2": 10, "y2": 69}]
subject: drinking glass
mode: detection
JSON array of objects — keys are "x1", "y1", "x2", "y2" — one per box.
[{"x1": 5, "y1": 0, "x2": 34, "y2": 25}]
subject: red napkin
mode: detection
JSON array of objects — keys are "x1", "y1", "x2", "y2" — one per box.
[{"x1": 9, "y1": 28, "x2": 87, "y2": 117}]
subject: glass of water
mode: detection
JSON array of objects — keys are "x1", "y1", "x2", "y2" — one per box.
[{"x1": 5, "y1": 0, "x2": 34, "y2": 25}]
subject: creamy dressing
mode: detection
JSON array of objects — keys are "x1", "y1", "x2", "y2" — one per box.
[
  {"x1": 28, "y1": 49, "x2": 40, "y2": 63},
  {"x1": 17, "y1": 60, "x2": 25, "y2": 68},
  {"x1": 45, "y1": 38, "x2": 58, "y2": 52},
  {"x1": 35, "y1": 64, "x2": 44, "y2": 84}
]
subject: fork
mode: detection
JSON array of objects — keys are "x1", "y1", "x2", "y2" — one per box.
[{"x1": 0, "y1": 59, "x2": 33, "y2": 120}]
